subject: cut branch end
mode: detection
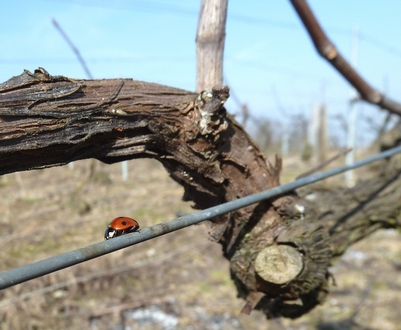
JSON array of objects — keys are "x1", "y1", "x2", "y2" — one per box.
[{"x1": 255, "y1": 244, "x2": 303, "y2": 284}]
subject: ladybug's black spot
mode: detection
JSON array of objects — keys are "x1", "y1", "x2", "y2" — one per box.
[{"x1": 122, "y1": 221, "x2": 127, "y2": 225}]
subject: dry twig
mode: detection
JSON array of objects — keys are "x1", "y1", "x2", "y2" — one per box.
[{"x1": 290, "y1": 0, "x2": 401, "y2": 116}]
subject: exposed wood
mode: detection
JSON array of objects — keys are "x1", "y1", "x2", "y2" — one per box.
[
  {"x1": 254, "y1": 245, "x2": 303, "y2": 284},
  {"x1": 290, "y1": 0, "x2": 401, "y2": 116}
]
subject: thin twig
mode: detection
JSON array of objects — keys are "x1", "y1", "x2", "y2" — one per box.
[
  {"x1": 52, "y1": 18, "x2": 93, "y2": 79},
  {"x1": 290, "y1": 0, "x2": 401, "y2": 116}
]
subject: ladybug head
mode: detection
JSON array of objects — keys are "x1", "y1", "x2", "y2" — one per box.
[{"x1": 104, "y1": 227, "x2": 117, "y2": 240}]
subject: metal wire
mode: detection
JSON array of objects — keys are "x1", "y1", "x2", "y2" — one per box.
[{"x1": 1, "y1": 144, "x2": 400, "y2": 290}]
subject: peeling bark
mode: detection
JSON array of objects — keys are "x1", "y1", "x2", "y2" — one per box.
[{"x1": 1, "y1": 68, "x2": 400, "y2": 318}]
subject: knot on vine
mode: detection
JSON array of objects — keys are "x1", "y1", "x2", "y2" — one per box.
[{"x1": 195, "y1": 86, "x2": 229, "y2": 137}]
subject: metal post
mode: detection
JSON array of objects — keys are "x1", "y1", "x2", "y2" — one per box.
[
  {"x1": 345, "y1": 25, "x2": 359, "y2": 187},
  {"x1": 121, "y1": 161, "x2": 128, "y2": 181}
]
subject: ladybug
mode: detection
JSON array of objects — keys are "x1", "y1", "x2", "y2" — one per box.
[{"x1": 104, "y1": 217, "x2": 140, "y2": 240}]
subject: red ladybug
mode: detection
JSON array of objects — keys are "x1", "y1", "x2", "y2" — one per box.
[{"x1": 104, "y1": 217, "x2": 140, "y2": 240}]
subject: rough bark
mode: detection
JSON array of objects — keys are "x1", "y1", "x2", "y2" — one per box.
[
  {"x1": 1, "y1": 68, "x2": 400, "y2": 318},
  {"x1": 299, "y1": 160, "x2": 401, "y2": 260}
]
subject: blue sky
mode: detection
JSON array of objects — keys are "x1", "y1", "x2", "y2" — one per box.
[{"x1": 1, "y1": 1, "x2": 401, "y2": 146}]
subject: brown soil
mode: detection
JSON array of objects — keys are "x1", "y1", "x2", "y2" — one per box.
[{"x1": 0, "y1": 158, "x2": 400, "y2": 329}]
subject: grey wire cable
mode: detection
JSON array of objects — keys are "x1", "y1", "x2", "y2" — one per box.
[{"x1": 1, "y1": 144, "x2": 401, "y2": 290}]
